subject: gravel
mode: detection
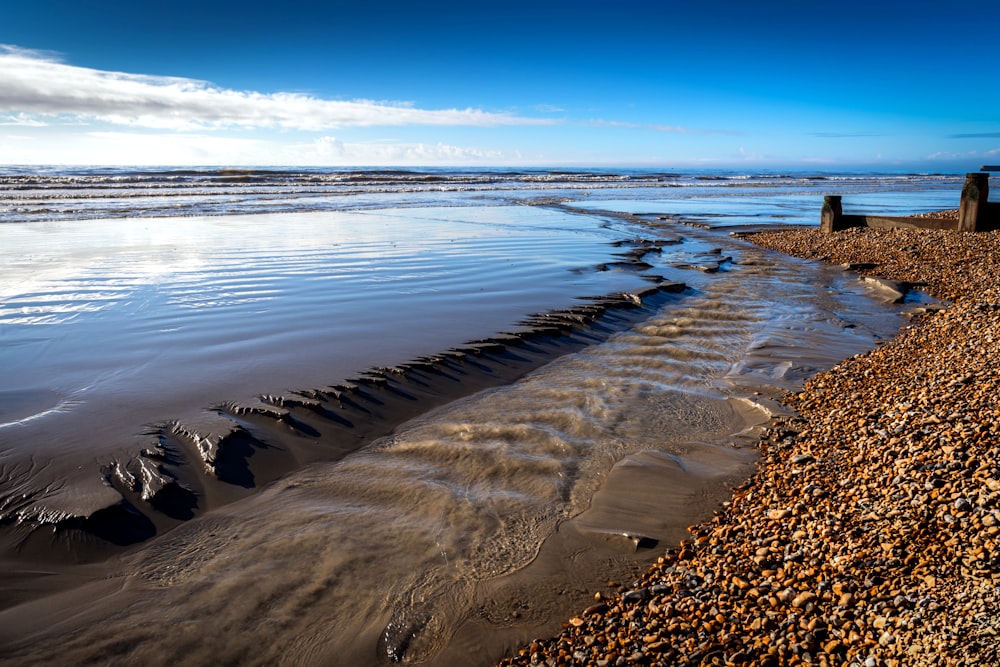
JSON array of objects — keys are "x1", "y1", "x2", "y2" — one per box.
[{"x1": 498, "y1": 225, "x2": 1000, "y2": 667}]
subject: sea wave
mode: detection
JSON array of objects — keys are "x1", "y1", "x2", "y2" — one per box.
[{"x1": 0, "y1": 167, "x2": 962, "y2": 223}]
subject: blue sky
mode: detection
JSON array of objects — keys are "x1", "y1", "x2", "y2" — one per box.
[{"x1": 1, "y1": 0, "x2": 997, "y2": 169}]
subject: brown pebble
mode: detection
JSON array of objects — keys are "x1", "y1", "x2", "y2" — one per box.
[{"x1": 497, "y1": 227, "x2": 1000, "y2": 667}]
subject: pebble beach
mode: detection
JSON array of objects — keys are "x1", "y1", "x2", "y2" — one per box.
[{"x1": 499, "y1": 222, "x2": 1000, "y2": 666}]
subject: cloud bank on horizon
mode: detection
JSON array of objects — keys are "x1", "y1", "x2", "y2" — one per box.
[
  {"x1": 0, "y1": 46, "x2": 546, "y2": 132},
  {"x1": 1, "y1": 0, "x2": 998, "y2": 169},
  {"x1": 0, "y1": 46, "x2": 556, "y2": 164}
]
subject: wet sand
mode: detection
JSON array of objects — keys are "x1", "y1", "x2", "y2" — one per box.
[
  {"x1": 0, "y1": 205, "x2": 655, "y2": 561},
  {"x1": 0, "y1": 208, "x2": 923, "y2": 666},
  {"x1": 499, "y1": 225, "x2": 1000, "y2": 666}
]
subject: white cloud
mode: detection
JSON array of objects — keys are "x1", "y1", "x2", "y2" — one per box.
[
  {"x1": 301, "y1": 136, "x2": 508, "y2": 164},
  {"x1": 646, "y1": 124, "x2": 696, "y2": 134},
  {"x1": 583, "y1": 119, "x2": 642, "y2": 129},
  {"x1": 581, "y1": 118, "x2": 739, "y2": 135},
  {"x1": 647, "y1": 123, "x2": 741, "y2": 135},
  {"x1": 0, "y1": 130, "x2": 515, "y2": 165},
  {"x1": 313, "y1": 136, "x2": 347, "y2": 159},
  {"x1": 0, "y1": 45, "x2": 551, "y2": 132},
  {"x1": 735, "y1": 146, "x2": 765, "y2": 161},
  {"x1": 927, "y1": 149, "x2": 993, "y2": 160},
  {"x1": 0, "y1": 112, "x2": 48, "y2": 127}
]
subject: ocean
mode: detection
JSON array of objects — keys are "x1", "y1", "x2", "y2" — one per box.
[
  {"x1": 0, "y1": 167, "x2": 959, "y2": 665},
  {"x1": 0, "y1": 166, "x2": 961, "y2": 224}
]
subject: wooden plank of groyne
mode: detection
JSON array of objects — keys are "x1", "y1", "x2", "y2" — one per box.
[
  {"x1": 820, "y1": 195, "x2": 847, "y2": 232},
  {"x1": 864, "y1": 216, "x2": 954, "y2": 231},
  {"x1": 821, "y1": 173, "x2": 994, "y2": 233},
  {"x1": 959, "y1": 172, "x2": 989, "y2": 232}
]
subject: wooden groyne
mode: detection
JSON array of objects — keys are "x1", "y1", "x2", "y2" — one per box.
[{"x1": 821, "y1": 172, "x2": 999, "y2": 233}]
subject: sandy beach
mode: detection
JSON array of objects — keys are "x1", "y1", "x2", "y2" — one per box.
[
  {"x1": 0, "y1": 169, "x2": 966, "y2": 666},
  {"x1": 499, "y1": 224, "x2": 1000, "y2": 666},
  {"x1": 0, "y1": 204, "x2": 655, "y2": 562},
  {"x1": 2, "y1": 0, "x2": 997, "y2": 658},
  {"x1": 2, "y1": 0, "x2": 996, "y2": 657}
]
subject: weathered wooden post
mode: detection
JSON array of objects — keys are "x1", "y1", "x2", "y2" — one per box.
[
  {"x1": 958, "y1": 172, "x2": 989, "y2": 232},
  {"x1": 821, "y1": 195, "x2": 843, "y2": 233}
]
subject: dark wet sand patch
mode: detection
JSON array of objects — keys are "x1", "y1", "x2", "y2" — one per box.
[{"x1": 0, "y1": 279, "x2": 688, "y2": 589}]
